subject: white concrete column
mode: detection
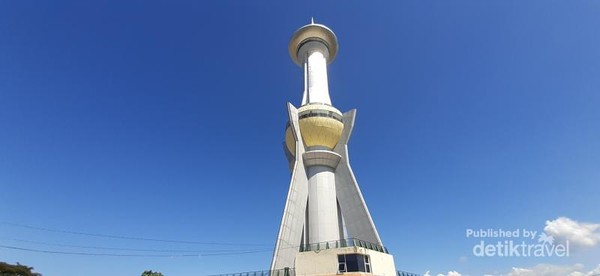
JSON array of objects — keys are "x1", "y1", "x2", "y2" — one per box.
[
  {"x1": 307, "y1": 165, "x2": 340, "y2": 244},
  {"x1": 299, "y1": 41, "x2": 332, "y2": 105}
]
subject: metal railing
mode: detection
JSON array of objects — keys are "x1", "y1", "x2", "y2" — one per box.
[
  {"x1": 299, "y1": 238, "x2": 388, "y2": 254},
  {"x1": 209, "y1": 265, "x2": 421, "y2": 276},
  {"x1": 209, "y1": 268, "x2": 294, "y2": 276},
  {"x1": 397, "y1": 271, "x2": 422, "y2": 276}
]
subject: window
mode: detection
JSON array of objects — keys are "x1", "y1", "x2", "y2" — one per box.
[
  {"x1": 338, "y1": 255, "x2": 346, "y2": 273},
  {"x1": 337, "y1": 254, "x2": 371, "y2": 273}
]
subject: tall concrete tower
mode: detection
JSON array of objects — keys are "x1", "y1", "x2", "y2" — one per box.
[{"x1": 271, "y1": 20, "x2": 397, "y2": 275}]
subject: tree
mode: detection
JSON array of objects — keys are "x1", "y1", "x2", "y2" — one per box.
[
  {"x1": 0, "y1": 261, "x2": 42, "y2": 276},
  {"x1": 141, "y1": 270, "x2": 163, "y2": 276}
]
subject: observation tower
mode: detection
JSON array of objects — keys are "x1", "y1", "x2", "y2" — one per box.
[{"x1": 271, "y1": 20, "x2": 397, "y2": 276}]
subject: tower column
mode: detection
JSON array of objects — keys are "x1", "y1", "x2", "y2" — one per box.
[
  {"x1": 303, "y1": 150, "x2": 342, "y2": 244},
  {"x1": 300, "y1": 41, "x2": 332, "y2": 105},
  {"x1": 307, "y1": 166, "x2": 338, "y2": 243}
]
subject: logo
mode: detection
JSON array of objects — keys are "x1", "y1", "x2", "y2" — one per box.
[{"x1": 466, "y1": 228, "x2": 570, "y2": 257}]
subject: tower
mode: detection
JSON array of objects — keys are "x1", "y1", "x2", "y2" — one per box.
[{"x1": 271, "y1": 21, "x2": 397, "y2": 275}]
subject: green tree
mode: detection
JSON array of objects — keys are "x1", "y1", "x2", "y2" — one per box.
[
  {"x1": 0, "y1": 261, "x2": 41, "y2": 276},
  {"x1": 141, "y1": 270, "x2": 163, "y2": 276}
]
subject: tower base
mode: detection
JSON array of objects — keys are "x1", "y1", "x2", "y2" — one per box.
[{"x1": 295, "y1": 247, "x2": 396, "y2": 276}]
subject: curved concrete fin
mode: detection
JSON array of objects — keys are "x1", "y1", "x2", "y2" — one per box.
[
  {"x1": 271, "y1": 103, "x2": 309, "y2": 270},
  {"x1": 333, "y1": 109, "x2": 383, "y2": 245}
]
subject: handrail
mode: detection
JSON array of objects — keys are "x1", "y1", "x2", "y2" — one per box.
[
  {"x1": 298, "y1": 238, "x2": 388, "y2": 254},
  {"x1": 208, "y1": 268, "x2": 294, "y2": 276},
  {"x1": 397, "y1": 271, "x2": 422, "y2": 276}
]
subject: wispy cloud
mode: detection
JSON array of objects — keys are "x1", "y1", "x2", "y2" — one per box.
[
  {"x1": 423, "y1": 270, "x2": 462, "y2": 276},
  {"x1": 505, "y1": 263, "x2": 600, "y2": 276},
  {"x1": 435, "y1": 271, "x2": 462, "y2": 276}
]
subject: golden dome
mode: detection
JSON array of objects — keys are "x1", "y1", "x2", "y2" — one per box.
[
  {"x1": 284, "y1": 104, "x2": 344, "y2": 156},
  {"x1": 284, "y1": 125, "x2": 296, "y2": 156}
]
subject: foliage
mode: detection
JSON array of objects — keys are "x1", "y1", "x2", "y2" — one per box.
[
  {"x1": 0, "y1": 261, "x2": 41, "y2": 276},
  {"x1": 141, "y1": 270, "x2": 164, "y2": 276}
]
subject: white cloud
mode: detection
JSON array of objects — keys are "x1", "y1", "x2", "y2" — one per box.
[
  {"x1": 423, "y1": 271, "x2": 431, "y2": 276},
  {"x1": 505, "y1": 263, "x2": 600, "y2": 276},
  {"x1": 588, "y1": 264, "x2": 600, "y2": 275},
  {"x1": 544, "y1": 217, "x2": 600, "y2": 248},
  {"x1": 435, "y1": 271, "x2": 461, "y2": 276}
]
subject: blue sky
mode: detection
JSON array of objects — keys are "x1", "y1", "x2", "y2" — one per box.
[{"x1": 1, "y1": 1, "x2": 599, "y2": 276}]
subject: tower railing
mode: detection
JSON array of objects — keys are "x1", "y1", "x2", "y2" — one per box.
[
  {"x1": 208, "y1": 268, "x2": 294, "y2": 276},
  {"x1": 208, "y1": 267, "x2": 423, "y2": 276},
  {"x1": 298, "y1": 238, "x2": 388, "y2": 254},
  {"x1": 397, "y1": 270, "x2": 423, "y2": 276}
]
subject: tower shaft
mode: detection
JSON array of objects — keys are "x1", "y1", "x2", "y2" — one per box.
[
  {"x1": 301, "y1": 41, "x2": 332, "y2": 105},
  {"x1": 297, "y1": 28, "x2": 340, "y2": 245},
  {"x1": 306, "y1": 160, "x2": 340, "y2": 244}
]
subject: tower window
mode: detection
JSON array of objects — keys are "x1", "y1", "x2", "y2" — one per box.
[{"x1": 337, "y1": 254, "x2": 371, "y2": 273}]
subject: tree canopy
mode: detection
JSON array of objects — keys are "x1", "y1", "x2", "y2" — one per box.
[
  {"x1": 141, "y1": 270, "x2": 163, "y2": 276},
  {"x1": 0, "y1": 261, "x2": 41, "y2": 276}
]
